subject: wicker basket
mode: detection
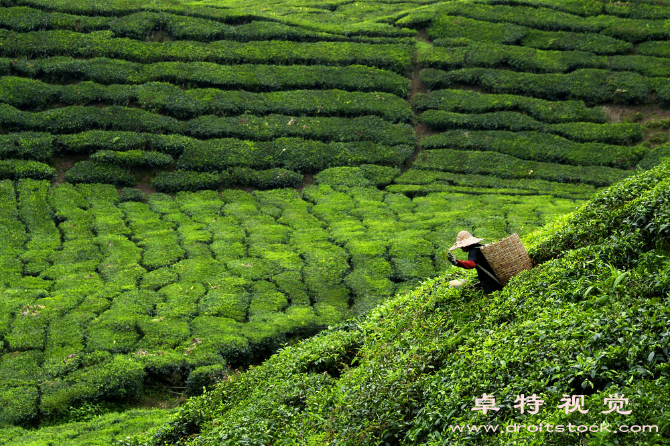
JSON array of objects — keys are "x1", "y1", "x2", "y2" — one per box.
[{"x1": 480, "y1": 233, "x2": 533, "y2": 285}]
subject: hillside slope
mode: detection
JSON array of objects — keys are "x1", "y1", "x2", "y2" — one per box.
[{"x1": 140, "y1": 162, "x2": 670, "y2": 445}]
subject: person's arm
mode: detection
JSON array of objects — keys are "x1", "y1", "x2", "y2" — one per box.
[{"x1": 456, "y1": 259, "x2": 476, "y2": 269}]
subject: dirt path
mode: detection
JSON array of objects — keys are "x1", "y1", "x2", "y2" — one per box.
[{"x1": 403, "y1": 28, "x2": 437, "y2": 172}]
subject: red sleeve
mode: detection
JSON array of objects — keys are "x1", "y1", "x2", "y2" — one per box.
[{"x1": 456, "y1": 260, "x2": 476, "y2": 269}]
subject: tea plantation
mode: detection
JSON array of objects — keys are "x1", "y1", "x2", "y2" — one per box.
[{"x1": 0, "y1": 0, "x2": 669, "y2": 439}]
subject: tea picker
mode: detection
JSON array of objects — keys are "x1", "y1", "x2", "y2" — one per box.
[{"x1": 446, "y1": 231, "x2": 533, "y2": 294}]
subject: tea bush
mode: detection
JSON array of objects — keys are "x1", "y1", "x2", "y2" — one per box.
[
  {"x1": 90, "y1": 150, "x2": 173, "y2": 168},
  {"x1": 0, "y1": 76, "x2": 413, "y2": 122},
  {"x1": 412, "y1": 89, "x2": 606, "y2": 124},
  {"x1": 389, "y1": 169, "x2": 600, "y2": 199},
  {"x1": 65, "y1": 161, "x2": 135, "y2": 187},
  {"x1": 420, "y1": 130, "x2": 645, "y2": 168},
  {"x1": 415, "y1": 149, "x2": 631, "y2": 186},
  {"x1": 0, "y1": 30, "x2": 412, "y2": 73},
  {"x1": 421, "y1": 68, "x2": 662, "y2": 105},
  {"x1": 5, "y1": 57, "x2": 410, "y2": 97},
  {"x1": 418, "y1": 110, "x2": 643, "y2": 145}
]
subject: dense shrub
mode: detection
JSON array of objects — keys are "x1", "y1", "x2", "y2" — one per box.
[
  {"x1": 151, "y1": 171, "x2": 225, "y2": 193},
  {"x1": 175, "y1": 137, "x2": 412, "y2": 173},
  {"x1": 120, "y1": 188, "x2": 145, "y2": 202},
  {"x1": 0, "y1": 77, "x2": 413, "y2": 122},
  {"x1": 65, "y1": 161, "x2": 135, "y2": 187},
  {"x1": 230, "y1": 167, "x2": 303, "y2": 189},
  {"x1": 389, "y1": 169, "x2": 600, "y2": 199},
  {"x1": 0, "y1": 132, "x2": 54, "y2": 161},
  {"x1": 0, "y1": 159, "x2": 55, "y2": 180},
  {"x1": 421, "y1": 68, "x2": 659, "y2": 105},
  {"x1": 7, "y1": 57, "x2": 410, "y2": 97},
  {"x1": 415, "y1": 149, "x2": 631, "y2": 186},
  {"x1": 0, "y1": 104, "x2": 415, "y2": 146},
  {"x1": 0, "y1": 30, "x2": 412, "y2": 73},
  {"x1": 413, "y1": 89, "x2": 606, "y2": 124},
  {"x1": 421, "y1": 130, "x2": 645, "y2": 168},
  {"x1": 315, "y1": 165, "x2": 400, "y2": 190},
  {"x1": 637, "y1": 145, "x2": 670, "y2": 171},
  {"x1": 90, "y1": 150, "x2": 173, "y2": 168}
]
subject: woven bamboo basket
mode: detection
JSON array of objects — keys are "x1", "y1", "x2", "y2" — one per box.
[{"x1": 480, "y1": 233, "x2": 533, "y2": 285}]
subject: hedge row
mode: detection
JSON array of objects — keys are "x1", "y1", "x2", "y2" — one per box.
[
  {"x1": 64, "y1": 161, "x2": 136, "y2": 187},
  {"x1": 428, "y1": 3, "x2": 670, "y2": 42},
  {"x1": 477, "y1": 0, "x2": 670, "y2": 20},
  {"x1": 0, "y1": 104, "x2": 416, "y2": 145},
  {"x1": 0, "y1": 132, "x2": 53, "y2": 161},
  {"x1": 388, "y1": 169, "x2": 600, "y2": 199},
  {"x1": 0, "y1": 0, "x2": 265, "y2": 21},
  {"x1": 418, "y1": 110, "x2": 643, "y2": 145},
  {"x1": 0, "y1": 8, "x2": 412, "y2": 44},
  {"x1": 314, "y1": 165, "x2": 401, "y2": 191},
  {"x1": 421, "y1": 68, "x2": 670, "y2": 105},
  {"x1": 90, "y1": 150, "x2": 173, "y2": 168},
  {"x1": 175, "y1": 137, "x2": 413, "y2": 173},
  {"x1": 637, "y1": 41, "x2": 670, "y2": 59},
  {"x1": 16, "y1": 179, "x2": 60, "y2": 281},
  {"x1": 0, "y1": 0, "x2": 417, "y2": 38},
  {"x1": 414, "y1": 149, "x2": 632, "y2": 186},
  {"x1": 0, "y1": 159, "x2": 54, "y2": 180},
  {"x1": 230, "y1": 167, "x2": 303, "y2": 190},
  {"x1": 150, "y1": 168, "x2": 302, "y2": 193},
  {"x1": 413, "y1": 89, "x2": 605, "y2": 124},
  {"x1": 1, "y1": 57, "x2": 410, "y2": 97},
  {"x1": 0, "y1": 30, "x2": 413, "y2": 73},
  {"x1": 429, "y1": 15, "x2": 632, "y2": 54},
  {"x1": 0, "y1": 77, "x2": 413, "y2": 122},
  {"x1": 418, "y1": 40, "x2": 670, "y2": 78},
  {"x1": 0, "y1": 130, "x2": 410, "y2": 173},
  {"x1": 421, "y1": 130, "x2": 645, "y2": 168}
]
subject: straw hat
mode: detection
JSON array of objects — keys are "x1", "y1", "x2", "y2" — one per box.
[{"x1": 449, "y1": 231, "x2": 483, "y2": 251}]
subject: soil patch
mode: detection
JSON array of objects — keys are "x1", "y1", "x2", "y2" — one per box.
[
  {"x1": 602, "y1": 104, "x2": 670, "y2": 124},
  {"x1": 51, "y1": 154, "x2": 88, "y2": 184}
]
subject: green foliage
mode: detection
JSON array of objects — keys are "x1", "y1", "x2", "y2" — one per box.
[
  {"x1": 65, "y1": 161, "x2": 135, "y2": 187},
  {"x1": 40, "y1": 356, "x2": 146, "y2": 421},
  {"x1": 390, "y1": 169, "x2": 600, "y2": 199},
  {"x1": 0, "y1": 132, "x2": 54, "y2": 162},
  {"x1": 7, "y1": 57, "x2": 410, "y2": 97},
  {"x1": 421, "y1": 68, "x2": 662, "y2": 105},
  {"x1": 90, "y1": 150, "x2": 173, "y2": 168},
  {"x1": 413, "y1": 89, "x2": 606, "y2": 124},
  {"x1": 230, "y1": 167, "x2": 303, "y2": 189},
  {"x1": 120, "y1": 188, "x2": 145, "y2": 203},
  {"x1": 0, "y1": 30, "x2": 412, "y2": 73},
  {"x1": 429, "y1": 14, "x2": 632, "y2": 54},
  {"x1": 185, "y1": 364, "x2": 227, "y2": 396},
  {"x1": 152, "y1": 171, "x2": 225, "y2": 194},
  {"x1": 0, "y1": 77, "x2": 412, "y2": 121},
  {"x1": 0, "y1": 386, "x2": 39, "y2": 427},
  {"x1": 638, "y1": 146, "x2": 670, "y2": 171},
  {"x1": 0, "y1": 159, "x2": 55, "y2": 181},
  {"x1": 176, "y1": 137, "x2": 412, "y2": 173},
  {"x1": 315, "y1": 165, "x2": 400, "y2": 190},
  {"x1": 416, "y1": 149, "x2": 631, "y2": 187},
  {"x1": 419, "y1": 110, "x2": 642, "y2": 145},
  {"x1": 421, "y1": 130, "x2": 645, "y2": 168}
]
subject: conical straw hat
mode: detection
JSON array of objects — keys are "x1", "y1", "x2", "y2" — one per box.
[{"x1": 449, "y1": 231, "x2": 483, "y2": 251}]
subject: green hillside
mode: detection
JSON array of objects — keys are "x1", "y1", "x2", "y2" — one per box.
[{"x1": 134, "y1": 161, "x2": 670, "y2": 445}]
